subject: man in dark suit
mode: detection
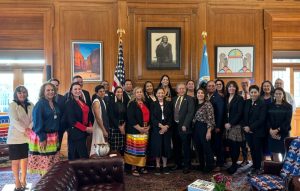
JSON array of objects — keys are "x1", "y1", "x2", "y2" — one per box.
[
  {"x1": 238, "y1": 78, "x2": 251, "y2": 166},
  {"x1": 101, "y1": 80, "x2": 114, "y2": 102},
  {"x1": 172, "y1": 83, "x2": 194, "y2": 174},
  {"x1": 50, "y1": 78, "x2": 66, "y2": 151},
  {"x1": 123, "y1": 79, "x2": 133, "y2": 106},
  {"x1": 206, "y1": 80, "x2": 225, "y2": 171}
]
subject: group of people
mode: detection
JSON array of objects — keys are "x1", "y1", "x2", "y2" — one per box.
[{"x1": 6, "y1": 74, "x2": 294, "y2": 190}]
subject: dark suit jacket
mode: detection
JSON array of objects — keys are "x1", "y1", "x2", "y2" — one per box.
[
  {"x1": 225, "y1": 94, "x2": 244, "y2": 126},
  {"x1": 172, "y1": 95, "x2": 195, "y2": 134},
  {"x1": 55, "y1": 94, "x2": 67, "y2": 131},
  {"x1": 64, "y1": 99, "x2": 92, "y2": 141},
  {"x1": 209, "y1": 91, "x2": 225, "y2": 131},
  {"x1": 240, "y1": 98, "x2": 267, "y2": 137},
  {"x1": 82, "y1": 89, "x2": 92, "y2": 107},
  {"x1": 123, "y1": 92, "x2": 131, "y2": 107},
  {"x1": 151, "y1": 100, "x2": 172, "y2": 129},
  {"x1": 126, "y1": 101, "x2": 149, "y2": 134}
]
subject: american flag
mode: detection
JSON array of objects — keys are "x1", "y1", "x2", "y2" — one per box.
[{"x1": 112, "y1": 40, "x2": 125, "y2": 91}]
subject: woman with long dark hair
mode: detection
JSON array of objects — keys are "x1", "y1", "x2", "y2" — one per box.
[
  {"x1": 267, "y1": 87, "x2": 292, "y2": 162},
  {"x1": 143, "y1": 81, "x2": 157, "y2": 108},
  {"x1": 260, "y1": 80, "x2": 275, "y2": 159},
  {"x1": 215, "y1": 79, "x2": 225, "y2": 97},
  {"x1": 28, "y1": 83, "x2": 60, "y2": 175},
  {"x1": 64, "y1": 82, "x2": 93, "y2": 160},
  {"x1": 224, "y1": 81, "x2": 244, "y2": 174},
  {"x1": 108, "y1": 86, "x2": 127, "y2": 154},
  {"x1": 157, "y1": 75, "x2": 176, "y2": 101},
  {"x1": 186, "y1": 80, "x2": 196, "y2": 98},
  {"x1": 7, "y1": 86, "x2": 33, "y2": 190},
  {"x1": 260, "y1": 80, "x2": 275, "y2": 104},
  {"x1": 193, "y1": 88, "x2": 215, "y2": 173}
]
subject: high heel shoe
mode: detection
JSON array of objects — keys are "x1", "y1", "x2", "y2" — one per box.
[
  {"x1": 14, "y1": 187, "x2": 24, "y2": 191},
  {"x1": 20, "y1": 181, "x2": 27, "y2": 190}
]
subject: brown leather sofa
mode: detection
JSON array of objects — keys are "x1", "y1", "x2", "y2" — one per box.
[{"x1": 32, "y1": 156, "x2": 124, "y2": 191}]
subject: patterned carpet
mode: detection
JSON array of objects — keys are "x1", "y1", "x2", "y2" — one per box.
[{"x1": 0, "y1": 162, "x2": 251, "y2": 191}]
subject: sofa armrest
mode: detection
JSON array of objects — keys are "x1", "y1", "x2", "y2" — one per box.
[
  {"x1": 32, "y1": 161, "x2": 78, "y2": 191},
  {"x1": 290, "y1": 176, "x2": 300, "y2": 191},
  {"x1": 69, "y1": 156, "x2": 124, "y2": 187},
  {"x1": 263, "y1": 161, "x2": 283, "y2": 175}
]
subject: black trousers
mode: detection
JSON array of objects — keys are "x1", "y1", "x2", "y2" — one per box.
[
  {"x1": 172, "y1": 123, "x2": 191, "y2": 168},
  {"x1": 245, "y1": 134, "x2": 263, "y2": 169},
  {"x1": 57, "y1": 130, "x2": 65, "y2": 151},
  {"x1": 241, "y1": 140, "x2": 248, "y2": 161},
  {"x1": 229, "y1": 140, "x2": 241, "y2": 165},
  {"x1": 211, "y1": 131, "x2": 224, "y2": 167},
  {"x1": 68, "y1": 138, "x2": 89, "y2": 160},
  {"x1": 193, "y1": 122, "x2": 214, "y2": 169}
]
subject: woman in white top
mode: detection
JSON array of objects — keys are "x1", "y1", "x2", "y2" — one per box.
[
  {"x1": 90, "y1": 85, "x2": 108, "y2": 156},
  {"x1": 7, "y1": 86, "x2": 34, "y2": 191}
]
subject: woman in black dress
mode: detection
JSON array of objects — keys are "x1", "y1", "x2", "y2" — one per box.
[
  {"x1": 150, "y1": 87, "x2": 172, "y2": 175},
  {"x1": 267, "y1": 87, "x2": 292, "y2": 162},
  {"x1": 192, "y1": 88, "x2": 215, "y2": 173},
  {"x1": 241, "y1": 85, "x2": 267, "y2": 175},
  {"x1": 260, "y1": 80, "x2": 275, "y2": 159},
  {"x1": 143, "y1": 81, "x2": 157, "y2": 108},
  {"x1": 224, "y1": 81, "x2": 244, "y2": 174},
  {"x1": 157, "y1": 75, "x2": 176, "y2": 101},
  {"x1": 108, "y1": 86, "x2": 126, "y2": 154}
]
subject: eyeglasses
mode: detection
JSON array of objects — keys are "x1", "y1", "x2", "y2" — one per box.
[{"x1": 216, "y1": 84, "x2": 222, "y2": 86}]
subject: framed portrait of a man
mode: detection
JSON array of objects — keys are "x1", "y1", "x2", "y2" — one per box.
[{"x1": 146, "y1": 27, "x2": 181, "y2": 69}]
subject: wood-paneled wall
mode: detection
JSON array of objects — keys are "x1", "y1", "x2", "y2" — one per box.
[{"x1": 0, "y1": 0, "x2": 300, "y2": 91}]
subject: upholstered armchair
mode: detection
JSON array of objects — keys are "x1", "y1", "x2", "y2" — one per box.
[{"x1": 249, "y1": 137, "x2": 300, "y2": 191}]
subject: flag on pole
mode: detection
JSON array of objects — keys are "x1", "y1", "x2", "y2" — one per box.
[
  {"x1": 112, "y1": 39, "x2": 125, "y2": 92},
  {"x1": 198, "y1": 32, "x2": 210, "y2": 87}
]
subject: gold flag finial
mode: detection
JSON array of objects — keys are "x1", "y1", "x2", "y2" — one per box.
[
  {"x1": 201, "y1": 31, "x2": 207, "y2": 39},
  {"x1": 117, "y1": 29, "x2": 125, "y2": 41}
]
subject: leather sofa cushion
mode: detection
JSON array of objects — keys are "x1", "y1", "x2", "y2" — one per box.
[{"x1": 79, "y1": 183, "x2": 125, "y2": 191}]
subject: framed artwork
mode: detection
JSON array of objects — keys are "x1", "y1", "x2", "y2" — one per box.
[
  {"x1": 215, "y1": 46, "x2": 254, "y2": 78},
  {"x1": 71, "y1": 41, "x2": 103, "y2": 82},
  {"x1": 146, "y1": 27, "x2": 181, "y2": 69}
]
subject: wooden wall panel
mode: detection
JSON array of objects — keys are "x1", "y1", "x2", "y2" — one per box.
[
  {"x1": 54, "y1": 3, "x2": 118, "y2": 93},
  {"x1": 0, "y1": 15, "x2": 44, "y2": 50},
  {"x1": 127, "y1": 4, "x2": 200, "y2": 87},
  {"x1": 208, "y1": 8, "x2": 264, "y2": 85}
]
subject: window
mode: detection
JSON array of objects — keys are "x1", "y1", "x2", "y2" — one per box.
[
  {"x1": 0, "y1": 73, "x2": 14, "y2": 112},
  {"x1": 272, "y1": 68, "x2": 290, "y2": 93},
  {"x1": 24, "y1": 72, "x2": 43, "y2": 104},
  {"x1": 272, "y1": 50, "x2": 300, "y2": 108},
  {"x1": 294, "y1": 71, "x2": 300, "y2": 107}
]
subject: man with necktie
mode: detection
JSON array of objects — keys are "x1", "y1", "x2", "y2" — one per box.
[
  {"x1": 239, "y1": 78, "x2": 251, "y2": 166},
  {"x1": 171, "y1": 83, "x2": 194, "y2": 174}
]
